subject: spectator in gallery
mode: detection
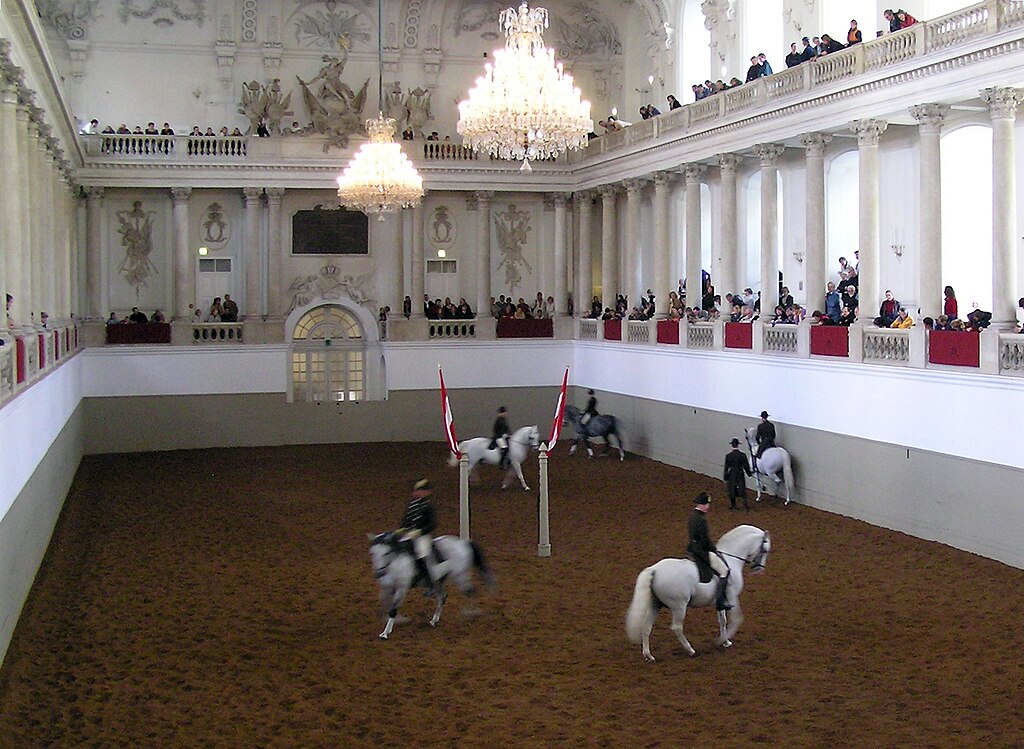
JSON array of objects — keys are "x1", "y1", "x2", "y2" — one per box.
[
  {"x1": 943, "y1": 285, "x2": 958, "y2": 320},
  {"x1": 221, "y1": 294, "x2": 239, "y2": 322},
  {"x1": 128, "y1": 307, "x2": 149, "y2": 324}
]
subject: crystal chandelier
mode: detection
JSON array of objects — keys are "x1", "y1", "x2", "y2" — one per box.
[
  {"x1": 457, "y1": 2, "x2": 592, "y2": 172},
  {"x1": 337, "y1": 0, "x2": 423, "y2": 219}
]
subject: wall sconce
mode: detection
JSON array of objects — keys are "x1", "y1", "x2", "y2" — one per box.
[
  {"x1": 891, "y1": 243, "x2": 905, "y2": 260},
  {"x1": 792, "y1": 251, "x2": 804, "y2": 264}
]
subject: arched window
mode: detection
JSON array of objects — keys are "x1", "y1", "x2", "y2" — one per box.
[
  {"x1": 290, "y1": 305, "x2": 365, "y2": 403},
  {"x1": 941, "y1": 125, "x2": 992, "y2": 312},
  {"x1": 826, "y1": 150, "x2": 859, "y2": 282}
]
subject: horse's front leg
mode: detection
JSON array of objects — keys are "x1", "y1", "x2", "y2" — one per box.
[{"x1": 429, "y1": 586, "x2": 448, "y2": 627}]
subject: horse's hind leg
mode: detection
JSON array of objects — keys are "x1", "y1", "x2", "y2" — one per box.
[{"x1": 669, "y1": 607, "x2": 697, "y2": 657}]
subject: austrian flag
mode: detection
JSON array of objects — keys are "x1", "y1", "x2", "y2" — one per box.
[{"x1": 438, "y1": 366, "x2": 461, "y2": 458}]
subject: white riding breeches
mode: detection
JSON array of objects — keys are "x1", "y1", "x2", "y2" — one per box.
[{"x1": 709, "y1": 551, "x2": 729, "y2": 579}]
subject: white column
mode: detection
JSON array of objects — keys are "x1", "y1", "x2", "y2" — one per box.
[
  {"x1": 0, "y1": 72, "x2": 21, "y2": 328},
  {"x1": 411, "y1": 201, "x2": 425, "y2": 316},
  {"x1": 84, "y1": 187, "x2": 105, "y2": 319},
  {"x1": 553, "y1": 192, "x2": 568, "y2": 315},
  {"x1": 474, "y1": 190, "x2": 493, "y2": 317},
  {"x1": 243, "y1": 187, "x2": 262, "y2": 318},
  {"x1": 684, "y1": 163, "x2": 706, "y2": 310},
  {"x1": 801, "y1": 134, "x2": 831, "y2": 313},
  {"x1": 171, "y1": 187, "x2": 193, "y2": 320},
  {"x1": 716, "y1": 154, "x2": 742, "y2": 299},
  {"x1": 851, "y1": 119, "x2": 888, "y2": 320},
  {"x1": 910, "y1": 104, "x2": 949, "y2": 320},
  {"x1": 623, "y1": 179, "x2": 643, "y2": 306},
  {"x1": 598, "y1": 185, "x2": 618, "y2": 310},
  {"x1": 575, "y1": 191, "x2": 593, "y2": 315},
  {"x1": 265, "y1": 188, "x2": 285, "y2": 317},
  {"x1": 753, "y1": 144, "x2": 785, "y2": 313},
  {"x1": 16, "y1": 104, "x2": 34, "y2": 326},
  {"x1": 981, "y1": 87, "x2": 1022, "y2": 327},
  {"x1": 653, "y1": 172, "x2": 674, "y2": 315}
]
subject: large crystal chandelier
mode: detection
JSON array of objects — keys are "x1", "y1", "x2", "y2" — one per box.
[
  {"x1": 457, "y1": 2, "x2": 592, "y2": 172},
  {"x1": 337, "y1": 0, "x2": 423, "y2": 219}
]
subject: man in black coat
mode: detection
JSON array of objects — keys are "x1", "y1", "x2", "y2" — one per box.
[
  {"x1": 399, "y1": 478, "x2": 440, "y2": 594},
  {"x1": 687, "y1": 492, "x2": 732, "y2": 611},
  {"x1": 724, "y1": 438, "x2": 752, "y2": 509}
]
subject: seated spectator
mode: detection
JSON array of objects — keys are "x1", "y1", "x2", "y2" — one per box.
[
  {"x1": 785, "y1": 42, "x2": 802, "y2": 68},
  {"x1": 890, "y1": 306, "x2": 914, "y2": 328},
  {"x1": 160, "y1": 122, "x2": 174, "y2": 135},
  {"x1": 943, "y1": 285, "x2": 958, "y2": 320},
  {"x1": 666, "y1": 94, "x2": 682, "y2": 110},
  {"x1": 151, "y1": 309, "x2": 166, "y2": 323},
  {"x1": 847, "y1": 19, "x2": 863, "y2": 45},
  {"x1": 896, "y1": 9, "x2": 918, "y2": 27},
  {"x1": 208, "y1": 296, "x2": 224, "y2": 321},
  {"x1": 837, "y1": 306, "x2": 856, "y2": 326},
  {"x1": 875, "y1": 289, "x2": 900, "y2": 327},
  {"x1": 106, "y1": 312, "x2": 119, "y2": 325},
  {"x1": 116, "y1": 124, "x2": 131, "y2": 134},
  {"x1": 144, "y1": 122, "x2": 158, "y2": 135},
  {"x1": 221, "y1": 294, "x2": 238, "y2": 322},
  {"x1": 128, "y1": 307, "x2": 149, "y2": 324}
]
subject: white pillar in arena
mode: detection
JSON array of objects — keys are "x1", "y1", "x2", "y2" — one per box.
[{"x1": 982, "y1": 87, "x2": 1022, "y2": 328}]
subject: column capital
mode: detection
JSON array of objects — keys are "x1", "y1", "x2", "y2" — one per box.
[
  {"x1": 909, "y1": 103, "x2": 950, "y2": 132},
  {"x1": 752, "y1": 143, "x2": 785, "y2": 165},
  {"x1": 622, "y1": 178, "x2": 644, "y2": 195},
  {"x1": 243, "y1": 186, "x2": 263, "y2": 203},
  {"x1": 799, "y1": 132, "x2": 832, "y2": 157},
  {"x1": 683, "y1": 163, "x2": 707, "y2": 183},
  {"x1": 716, "y1": 153, "x2": 743, "y2": 173},
  {"x1": 170, "y1": 187, "x2": 192, "y2": 203},
  {"x1": 83, "y1": 186, "x2": 105, "y2": 202},
  {"x1": 652, "y1": 170, "x2": 677, "y2": 187},
  {"x1": 850, "y1": 118, "x2": 888, "y2": 146},
  {"x1": 265, "y1": 187, "x2": 286, "y2": 203},
  {"x1": 980, "y1": 87, "x2": 1023, "y2": 120},
  {"x1": 597, "y1": 184, "x2": 619, "y2": 200}
]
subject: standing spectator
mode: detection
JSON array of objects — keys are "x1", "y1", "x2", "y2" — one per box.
[
  {"x1": 785, "y1": 42, "x2": 802, "y2": 68},
  {"x1": 847, "y1": 19, "x2": 863, "y2": 45},
  {"x1": 221, "y1": 294, "x2": 239, "y2": 322},
  {"x1": 943, "y1": 285, "x2": 959, "y2": 320},
  {"x1": 724, "y1": 438, "x2": 752, "y2": 510}
]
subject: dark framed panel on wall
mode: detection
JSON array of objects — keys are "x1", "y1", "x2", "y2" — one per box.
[{"x1": 291, "y1": 205, "x2": 369, "y2": 255}]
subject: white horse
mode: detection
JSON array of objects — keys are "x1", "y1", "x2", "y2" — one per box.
[
  {"x1": 625, "y1": 524, "x2": 771, "y2": 662},
  {"x1": 448, "y1": 424, "x2": 541, "y2": 490},
  {"x1": 745, "y1": 427, "x2": 795, "y2": 505},
  {"x1": 369, "y1": 531, "x2": 496, "y2": 640}
]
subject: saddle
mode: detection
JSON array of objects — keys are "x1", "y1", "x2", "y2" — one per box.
[{"x1": 686, "y1": 553, "x2": 715, "y2": 584}]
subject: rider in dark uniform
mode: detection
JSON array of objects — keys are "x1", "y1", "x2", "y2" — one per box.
[
  {"x1": 754, "y1": 410, "x2": 776, "y2": 469},
  {"x1": 687, "y1": 492, "x2": 732, "y2": 611},
  {"x1": 582, "y1": 389, "x2": 598, "y2": 426},
  {"x1": 399, "y1": 478, "x2": 439, "y2": 594},
  {"x1": 724, "y1": 438, "x2": 752, "y2": 509},
  {"x1": 490, "y1": 406, "x2": 511, "y2": 469}
]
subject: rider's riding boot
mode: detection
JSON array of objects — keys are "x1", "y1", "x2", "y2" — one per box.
[{"x1": 715, "y1": 576, "x2": 733, "y2": 611}]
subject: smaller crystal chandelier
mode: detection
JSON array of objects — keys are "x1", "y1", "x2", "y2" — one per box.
[
  {"x1": 457, "y1": 2, "x2": 592, "y2": 172},
  {"x1": 337, "y1": 0, "x2": 423, "y2": 219}
]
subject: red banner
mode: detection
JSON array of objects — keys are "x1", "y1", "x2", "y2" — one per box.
[
  {"x1": 547, "y1": 367, "x2": 569, "y2": 451},
  {"x1": 929, "y1": 330, "x2": 980, "y2": 367},
  {"x1": 724, "y1": 322, "x2": 753, "y2": 349},
  {"x1": 810, "y1": 325, "x2": 849, "y2": 357},
  {"x1": 438, "y1": 367, "x2": 461, "y2": 458},
  {"x1": 656, "y1": 319, "x2": 680, "y2": 344}
]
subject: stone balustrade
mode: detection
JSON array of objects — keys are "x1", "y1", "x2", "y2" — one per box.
[{"x1": 0, "y1": 323, "x2": 80, "y2": 408}]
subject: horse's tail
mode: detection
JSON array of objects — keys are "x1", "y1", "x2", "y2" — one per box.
[
  {"x1": 625, "y1": 566, "x2": 657, "y2": 643},
  {"x1": 469, "y1": 540, "x2": 496, "y2": 591},
  {"x1": 782, "y1": 449, "x2": 795, "y2": 499}
]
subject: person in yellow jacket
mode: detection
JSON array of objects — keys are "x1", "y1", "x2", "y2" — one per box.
[{"x1": 890, "y1": 307, "x2": 915, "y2": 328}]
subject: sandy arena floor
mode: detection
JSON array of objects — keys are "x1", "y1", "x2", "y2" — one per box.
[{"x1": 1, "y1": 443, "x2": 1022, "y2": 748}]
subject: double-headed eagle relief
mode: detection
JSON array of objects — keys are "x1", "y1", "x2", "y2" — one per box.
[{"x1": 295, "y1": 34, "x2": 370, "y2": 151}]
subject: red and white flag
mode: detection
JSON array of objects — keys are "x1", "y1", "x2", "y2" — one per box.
[
  {"x1": 439, "y1": 366, "x2": 461, "y2": 458},
  {"x1": 547, "y1": 367, "x2": 570, "y2": 452}
]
